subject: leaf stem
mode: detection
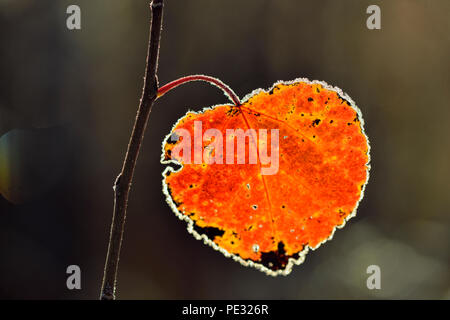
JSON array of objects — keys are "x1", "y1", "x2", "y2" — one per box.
[
  {"x1": 100, "y1": 0, "x2": 164, "y2": 300},
  {"x1": 157, "y1": 74, "x2": 241, "y2": 106}
]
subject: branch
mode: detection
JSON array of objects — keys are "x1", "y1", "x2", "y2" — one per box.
[{"x1": 100, "y1": 0, "x2": 164, "y2": 300}]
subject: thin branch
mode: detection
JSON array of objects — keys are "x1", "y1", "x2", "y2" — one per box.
[
  {"x1": 157, "y1": 74, "x2": 241, "y2": 106},
  {"x1": 100, "y1": 0, "x2": 164, "y2": 300}
]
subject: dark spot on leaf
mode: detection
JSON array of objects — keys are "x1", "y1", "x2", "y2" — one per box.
[
  {"x1": 226, "y1": 107, "x2": 241, "y2": 117},
  {"x1": 312, "y1": 119, "x2": 321, "y2": 127},
  {"x1": 268, "y1": 86, "x2": 280, "y2": 95},
  {"x1": 259, "y1": 242, "x2": 299, "y2": 271},
  {"x1": 168, "y1": 133, "x2": 179, "y2": 144},
  {"x1": 338, "y1": 94, "x2": 351, "y2": 106},
  {"x1": 193, "y1": 224, "x2": 225, "y2": 240}
]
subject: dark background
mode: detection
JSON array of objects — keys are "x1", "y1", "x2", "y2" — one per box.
[{"x1": 0, "y1": 0, "x2": 449, "y2": 299}]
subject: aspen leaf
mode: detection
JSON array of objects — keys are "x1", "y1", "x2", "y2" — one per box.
[{"x1": 161, "y1": 78, "x2": 370, "y2": 275}]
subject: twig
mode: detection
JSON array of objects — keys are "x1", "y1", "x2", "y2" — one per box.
[{"x1": 100, "y1": 0, "x2": 164, "y2": 300}]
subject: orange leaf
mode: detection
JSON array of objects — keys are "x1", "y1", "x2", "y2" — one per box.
[{"x1": 161, "y1": 78, "x2": 370, "y2": 275}]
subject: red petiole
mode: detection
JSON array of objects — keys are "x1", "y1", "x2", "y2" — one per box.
[{"x1": 157, "y1": 75, "x2": 241, "y2": 106}]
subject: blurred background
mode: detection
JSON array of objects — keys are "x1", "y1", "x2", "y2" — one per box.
[{"x1": 0, "y1": 0, "x2": 449, "y2": 299}]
